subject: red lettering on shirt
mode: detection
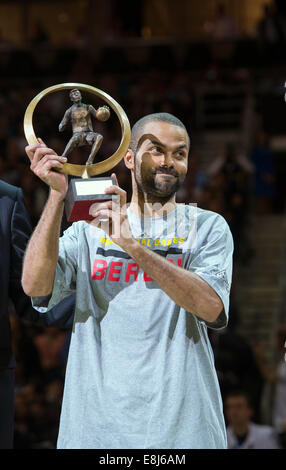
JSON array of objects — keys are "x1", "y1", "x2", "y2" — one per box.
[
  {"x1": 125, "y1": 262, "x2": 139, "y2": 282},
  {"x1": 92, "y1": 258, "x2": 182, "y2": 282},
  {"x1": 143, "y1": 272, "x2": 153, "y2": 282},
  {"x1": 92, "y1": 259, "x2": 107, "y2": 280},
  {"x1": 168, "y1": 258, "x2": 182, "y2": 267},
  {"x1": 108, "y1": 261, "x2": 123, "y2": 282}
]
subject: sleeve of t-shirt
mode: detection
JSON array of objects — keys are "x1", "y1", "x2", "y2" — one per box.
[
  {"x1": 187, "y1": 213, "x2": 234, "y2": 329},
  {"x1": 31, "y1": 224, "x2": 79, "y2": 310}
]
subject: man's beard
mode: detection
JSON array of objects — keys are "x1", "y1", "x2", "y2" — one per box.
[{"x1": 135, "y1": 163, "x2": 183, "y2": 200}]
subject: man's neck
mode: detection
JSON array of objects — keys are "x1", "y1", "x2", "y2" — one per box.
[{"x1": 129, "y1": 190, "x2": 177, "y2": 218}]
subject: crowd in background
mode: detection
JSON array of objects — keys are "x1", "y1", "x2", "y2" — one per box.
[{"x1": 0, "y1": 2, "x2": 285, "y2": 449}]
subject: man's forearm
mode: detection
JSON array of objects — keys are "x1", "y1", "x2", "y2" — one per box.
[
  {"x1": 124, "y1": 239, "x2": 223, "y2": 323},
  {"x1": 22, "y1": 190, "x2": 64, "y2": 297}
]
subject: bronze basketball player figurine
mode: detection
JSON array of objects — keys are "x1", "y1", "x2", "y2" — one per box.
[{"x1": 59, "y1": 88, "x2": 110, "y2": 165}]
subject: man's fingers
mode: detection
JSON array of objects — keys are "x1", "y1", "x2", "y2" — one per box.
[
  {"x1": 111, "y1": 173, "x2": 119, "y2": 186},
  {"x1": 31, "y1": 148, "x2": 66, "y2": 168},
  {"x1": 104, "y1": 183, "x2": 126, "y2": 208},
  {"x1": 32, "y1": 147, "x2": 57, "y2": 164},
  {"x1": 89, "y1": 208, "x2": 113, "y2": 226},
  {"x1": 42, "y1": 159, "x2": 66, "y2": 172},
  {"x1": 25, "y1": 137, "x2": 49, "y2": 161},
  {"x1": 34, "y1": 158, "x2": 66, "y2": 179},
  {"x1": 89, "y1": 207, "x2": 130, "y2": 240},
  {"x1": 89, "y1": 200, "x2": 113, "y2": 216},
  {"x1": 25, "y1": 143, "x2": 43, "y2": 162}
]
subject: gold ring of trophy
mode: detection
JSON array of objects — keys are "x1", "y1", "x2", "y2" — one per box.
[{"x1": 23, "y1": 82, "x2": 131, "y2": 177}]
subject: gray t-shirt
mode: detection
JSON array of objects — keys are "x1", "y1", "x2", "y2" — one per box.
[{"x1": 33, "y1": 204, "x2": 233, "y2": 449}]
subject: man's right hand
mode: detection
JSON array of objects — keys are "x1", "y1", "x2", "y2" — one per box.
[{"x1": 25, "y1": 138, "x2": 68, "y2": 199}]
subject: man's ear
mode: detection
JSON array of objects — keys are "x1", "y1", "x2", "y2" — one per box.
[{"x1": 124, "y1": 149, "x2": 134, "y2": 170}]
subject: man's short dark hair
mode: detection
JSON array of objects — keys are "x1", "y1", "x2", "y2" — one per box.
[{"x1": 130, "y1": 112, "x2": 190, "y2": 154}]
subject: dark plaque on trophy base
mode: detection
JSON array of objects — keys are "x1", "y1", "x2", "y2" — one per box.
[{"x1": 24, "y1": 82, "x2": 131, "y2": 222}]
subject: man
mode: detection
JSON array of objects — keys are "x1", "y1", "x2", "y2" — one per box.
[
  {"x1": 0, "y1": 179, "x2": 75, "y2": 448},
  {"x1": 225, "y1": 390, "x2": 280, "y2": 449},
  {"x1": 22, "y1": 112, "x2": 233, "y2": 449}
]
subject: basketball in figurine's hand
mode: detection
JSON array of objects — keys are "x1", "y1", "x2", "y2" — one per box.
[{"x1": 96, "y1": 105, "x2": 110, "y2": 122}]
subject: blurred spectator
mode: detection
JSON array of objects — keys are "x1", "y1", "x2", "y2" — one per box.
[
  {"x1": 257, "y1": 4, "x2": 286, "y2": 45},
  {"x1": 256, "y1": 3, "x2": 286, "y2": 63},
  {"x1": 33, "y1": 327, "x2": 68, "y2": 376},
  {"x1": 225, "y1": 390, "x2": 280, "y2": 449},
  {"x1": 10, "y1": 308, "x2": 72, "y2": 448},
  {"x1": 204, "y1": 3, "x2": 238, "y2": 41},
  {"x1": 11, "y1": 317, "x2": 71, "y2": 448},
  {"x1": 250, "y1": 131, "x2": 276, "y2": 214},
  {"x1": 253, "y1": 325, "x2": 286, "y2": 448},
  {"x1": 208, "y1": 142, "x2": 254, "y2": 178},
  {"x1": 207, "y1": 142, "x2": 254, "y2": 263},
  {"x1": 209, "y1": 299, "x2": 264, "y2": 423},
  {"x1": 203, "y1": 3, "x2": 240, "y2": 63}
]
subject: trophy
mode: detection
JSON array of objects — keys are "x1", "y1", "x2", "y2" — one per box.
[{"x1": 23, "y1": 83, "x2": 131, "y2": 222}]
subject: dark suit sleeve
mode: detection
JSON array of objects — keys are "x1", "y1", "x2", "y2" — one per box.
[
  {"x1": 9, "y1": 187, "x2": 33, "y2": 317},
  {"x1": 10, "y1": 188, "x2": 75, "y2": 328}
]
